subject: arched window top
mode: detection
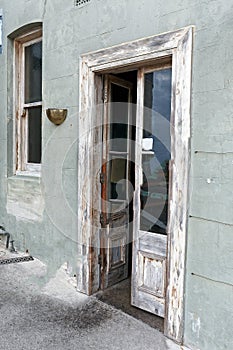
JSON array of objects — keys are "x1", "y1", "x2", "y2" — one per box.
[{"x1": 8, "y1": 22, "x2": 42, "y2": 41}]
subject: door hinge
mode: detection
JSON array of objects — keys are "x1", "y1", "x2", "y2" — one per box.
[
  {"x1": 102, "y1": 86, "x2": 108, "y2": 103},
  {"x1": 100, "y1": 172, "x2": 105, "y2": 184},
  {"x1": 21, "y1": 109, "x2": 26, "y2": 118},
  {"x1": 100, "y1": 213, "x2": 109, "y2": 226}
]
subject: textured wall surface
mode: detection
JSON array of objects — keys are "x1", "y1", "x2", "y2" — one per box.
[{"x1": 0, "y1": 0, "x2": 232, "y2": 349}]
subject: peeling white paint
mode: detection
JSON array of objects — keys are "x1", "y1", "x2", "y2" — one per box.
[{"x1": 189, "y1": 312, "x2": 201, "y2": 339}]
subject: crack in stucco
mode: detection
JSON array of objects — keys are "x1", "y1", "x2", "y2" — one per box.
[
  {"x1": 42, "y1": 0, "x2": 48, "y2": 19},
  {"x1": 191, "y1": 272, "x2": 233, "y2": 288},
  {"x1": 189, "y1": 215, "x2": 233, "y2": 227}
]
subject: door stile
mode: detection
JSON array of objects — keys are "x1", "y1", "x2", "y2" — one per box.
[
  {"x1": 88, "y1": 73, "x2": 104, "y2": 294},
  {"x1": 100, "y1": 75, "x2": 110, "y2": 290},
  {"x1": 131, "y1": 68, "x2": 144, "y2": 304}
]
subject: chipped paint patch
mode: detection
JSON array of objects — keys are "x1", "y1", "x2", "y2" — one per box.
[{"x1": 7, "y1": 177, "x2": 44, "y2": 221}]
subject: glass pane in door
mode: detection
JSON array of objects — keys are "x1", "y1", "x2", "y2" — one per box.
[
  {"x1": 140, "y1": 68, "x2": 172, "y2": 234},
  {"x1": 110, "y1": 83, "x2": 129, "y2": 152},
  {"x1": 109, "y1": 157, "x2": 127, "y2": 200}
]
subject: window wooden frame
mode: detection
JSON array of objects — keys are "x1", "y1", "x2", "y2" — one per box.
[
  {"x1": 0, "y1": 10, "x2": 2, "y2": 54},
  {"x1": 14, "y1": 28, "x2": 42, "y2": 176}
]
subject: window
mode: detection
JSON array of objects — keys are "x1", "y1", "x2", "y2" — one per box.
[{"x1": 15, "y1": 28, "x2": 42, "y2": 175}]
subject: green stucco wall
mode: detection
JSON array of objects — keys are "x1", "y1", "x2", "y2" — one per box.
[{"x1": 0, "y1": 0, "x2": 232, "y2": 349}]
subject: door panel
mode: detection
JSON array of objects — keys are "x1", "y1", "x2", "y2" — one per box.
[
  {"x1": 100, "y1": 75, "x2": 133, "y2": 289},
  {"x1": 131, "y1": 67, "x2": 172, "y2": 317},
  {"x1": 134, "y1": 233, "x2": 167, "y2": 317}
]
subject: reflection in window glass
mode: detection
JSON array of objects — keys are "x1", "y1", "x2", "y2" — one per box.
[
  {"x1": 28, "y1": 106, "x2": 42, "y2": 163},
  {"x1": 25, "y1": 41, "x2": 42, "y2": 103},
  {"x1": 140, "y1": 68, "x2": 172, "y2": 234}
]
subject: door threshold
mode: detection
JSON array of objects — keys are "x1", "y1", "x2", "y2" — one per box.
[{"x1": 94, "y1": 277, "x2": 164, "y2": 333}]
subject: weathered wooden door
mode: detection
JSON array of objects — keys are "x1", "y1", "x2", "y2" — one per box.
[
  {"x1": 131, "y1": 66, "x2": 172, "y2": 317},
  {"x1": 100, "y1": 75, "x2": 133, "y2": 289}
]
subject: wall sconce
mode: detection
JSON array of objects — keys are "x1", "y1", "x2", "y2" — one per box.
[{"x1": 46, "y1": 108, "x2": 67, "y2": 125}]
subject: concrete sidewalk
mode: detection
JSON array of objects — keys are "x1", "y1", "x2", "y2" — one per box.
[{"x1": 0, "y1": 251, "x2": 188, "y2": 350}]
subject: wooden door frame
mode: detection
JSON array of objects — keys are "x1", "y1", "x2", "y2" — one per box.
[{"x1": 78, "y1": 26, "x2": 193, "y2": 343}]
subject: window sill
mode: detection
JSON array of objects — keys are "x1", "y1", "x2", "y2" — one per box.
[{"x1": 15, "y1": 170, "x2": 41, "y2": 178}]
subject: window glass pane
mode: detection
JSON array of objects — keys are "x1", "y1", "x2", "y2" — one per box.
[
  {"x1": 25, "y1": 41, "x2": 42, "y2": 103},
  {"x1": 140, "y1": 68, "x2": 172, "y2": 234},
  {"x1": 110, "y1": 83, "x2": 129, "y2": 152},
  {"x1": 28, "y1": 106, "x2": 42, "y2": 163},
  {"x1": 109, "y1": 157, "x2": 127, "y2": 200}
]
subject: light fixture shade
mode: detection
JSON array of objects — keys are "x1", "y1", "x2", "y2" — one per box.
[{"x1": 46, "y1": 108, "x2": 67, "y2": 125}]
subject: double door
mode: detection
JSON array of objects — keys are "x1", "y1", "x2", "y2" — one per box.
[{"x1": 100, "y1": 67, "x2": 172, "y2": 318}]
